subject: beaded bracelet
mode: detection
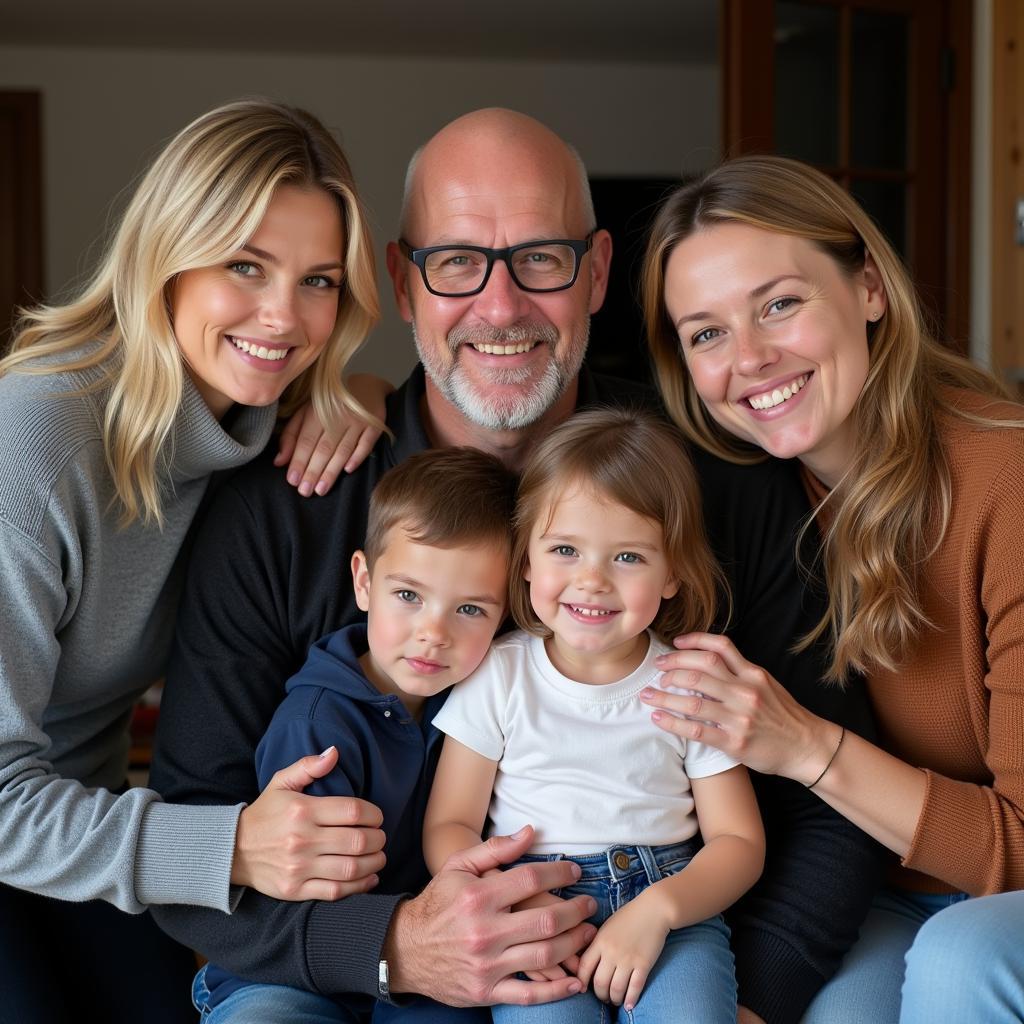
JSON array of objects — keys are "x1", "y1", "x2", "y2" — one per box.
[{"x1": 808, "y1": 726, "x2": 846, "y2": 789}]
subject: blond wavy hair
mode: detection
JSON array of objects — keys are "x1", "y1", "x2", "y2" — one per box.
[
  {"x1": 642, "y1": 154, "x2": 1016, "y2": 681},
  {"x1": 1, "y1": 98, "x2": 380, "y2": 526},
  {"x1": 508, "y1": 407, "x2": 726, "y2": 646}
]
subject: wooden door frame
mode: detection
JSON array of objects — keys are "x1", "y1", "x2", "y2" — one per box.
[
  {"x1": 720, "y1": 0, "x2": 973, "y2": 349},
  {"x1": 991, "y1": 0, "x2": 1024, "y2": 393}
]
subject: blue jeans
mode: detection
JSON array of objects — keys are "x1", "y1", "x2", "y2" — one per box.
[
  {"x1": 0, "y1": 882, "x2": 195, "y2": 1023},
  {"x1": 801, "y1": 886, "x2": 1024, "y2": 1024},
  {"x1": 192, "y1": 964, "x2": 490, "y2": 1023},
  {"x1": 492, "y1": 840, "x2": 736, "y2": 1024}
]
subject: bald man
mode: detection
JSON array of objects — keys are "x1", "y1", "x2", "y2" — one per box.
[{"x1": 151, "y1": 110, "x2": 879, "y2": 1024}]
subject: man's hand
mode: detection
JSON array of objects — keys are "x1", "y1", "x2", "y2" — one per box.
[
  {"x1": 232, "y1": 746, "x2": 387, "y2": 900},
  {"x1": 384, "y1": 826, "x2": 597, "y2": 1006},
  {"x1": 512, "y1": 892, "x2": 586, "y2": 982},
  {"x1": 575, "y1": 898, "x2": 669, "y2": 1011}
]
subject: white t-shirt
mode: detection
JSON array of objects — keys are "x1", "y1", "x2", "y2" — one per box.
[{"x1": 433, "y1": 630, "x2": 738, "y2": 855}]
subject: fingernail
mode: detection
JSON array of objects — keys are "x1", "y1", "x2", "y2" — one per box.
[
  {"x1": 640, "y1": 688, "x2": 655, "y2": 699},
  {"x1": 570, "y1": 862, "x2": 582, "y2": 879},
  {"x1": 299, "y1": 480, "x2": 313, "y2": 497},
  {"x1": 318, "y1": 746, "x2": 335, "y2": 759},
  {"x1": 512, "y1": 825, "x2": 530, "y2": 838},
  {"x1": 287, "y1": 470, "x2": 300, "y2": 485},
  {"x1": 651, "y1": 711, "x2": 663, "y2": 722},
  {"x1": 568, "y1": 982, "x2": 582, "y2": 994},
  {"x1": 586, "y1": 897, "x2": 598, "y2": 914},
  {"x1": 314, "y1": 480, "x2": 328, "y2": 495}
]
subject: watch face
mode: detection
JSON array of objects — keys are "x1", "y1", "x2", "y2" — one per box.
[{"x1": 378, "y1": 959, "x2": 390, "y2": 999}]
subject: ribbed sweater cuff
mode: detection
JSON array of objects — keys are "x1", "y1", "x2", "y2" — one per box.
[
  {"x1": 135, "y1": 800, "x2": 243, "y2": 911},
  {"x1": 306, "y1": 893, "x2": 407, "y2": 997},
  {"x1": 732, "y1": 928, "x2": 825, "y2": 1024}
]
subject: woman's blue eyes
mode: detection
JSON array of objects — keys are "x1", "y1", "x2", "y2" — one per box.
[
  {"x1": 691, "y1": 326, "x2": 722, "y2": 346},
  {"x1": 689, "y1": 296, "x2": 799, "y2": 346},
  {"x1": 226, "y1": 263, "x2": 338, "y2": 288},
  {"x1": 766, "y1": 296, "x2": 798, "y2": 315},
  {"x1": 303, "y1": 274, "x2": 337, "y2": 289}
]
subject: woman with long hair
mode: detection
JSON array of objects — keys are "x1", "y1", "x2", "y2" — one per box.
[
  {"x1": 0, "y1": 99, "x2": 384, "y2": 1021},
  {"x1": 638, "y1": 155, "x2": 1024, "y2": 1024}
]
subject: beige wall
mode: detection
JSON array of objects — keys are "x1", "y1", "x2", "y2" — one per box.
[{"x1": 0, "y1": 44, "x2": 717, "y2": 381}]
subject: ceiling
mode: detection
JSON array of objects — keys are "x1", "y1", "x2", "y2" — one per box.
[{"x1": 0, "y1": 0, "x2": 718, "y2": 64}]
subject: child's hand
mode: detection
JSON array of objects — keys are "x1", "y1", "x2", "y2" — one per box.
[
  {"x1": 513, "y1": 892, "x2": 585, "y2": 982},
  {"x1": 275, "y1": 373, "x2": 391, "y2": 494},
  {"x1": 576, "y1": 898, "x2": 669, "y2": 1011}
]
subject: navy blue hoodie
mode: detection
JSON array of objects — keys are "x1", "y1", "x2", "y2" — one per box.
[{"x1": 204, "y1": 623, "x2": 448, "y2": 1008}]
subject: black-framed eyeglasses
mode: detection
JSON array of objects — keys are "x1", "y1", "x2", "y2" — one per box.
[{"x1": 399, "y1": 232, "x2": 595, "y2": 297}]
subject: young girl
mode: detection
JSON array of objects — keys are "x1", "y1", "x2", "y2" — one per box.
[{"x1": 423, "y1": 407, "x2": 765, "y2": 1023}]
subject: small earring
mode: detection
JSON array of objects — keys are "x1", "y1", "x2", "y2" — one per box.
[{"x1": 870, "y1": 311, "x2": 882, "y2": 321}]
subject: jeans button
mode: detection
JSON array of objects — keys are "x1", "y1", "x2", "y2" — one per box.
[{"x1": 613, "y1": 851, "x2": 631, "y2": 871}]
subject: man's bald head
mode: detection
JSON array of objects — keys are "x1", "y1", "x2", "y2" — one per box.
[{"x1": 399, "y1": 108, "x2": 595, "y2": 240}]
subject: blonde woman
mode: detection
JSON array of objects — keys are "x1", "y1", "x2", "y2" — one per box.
[
  {"x1": 0, "y1": 100, "x2": 386, "y2": 1022},
  {"x1": 638, "y1": 155, "x2": 1024, "y2": 1024}
]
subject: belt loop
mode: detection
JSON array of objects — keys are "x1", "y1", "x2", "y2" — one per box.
[{"x1": 635, "y1": 845, "x2": 660, "y2": 885}]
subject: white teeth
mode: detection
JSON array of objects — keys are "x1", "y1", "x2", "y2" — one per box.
[
  {"x1": 230, "y1": 336, "x2": 289, "y2": 361},
  {"x1": 749, "y1": 374, "x2": 808, "y2": 410},
  {"x1": 471, "y1": 341, "x2": 538, "y2": 355},
  {"x1": 572, "y1": 606, "x2": 612, "y2": 617}
]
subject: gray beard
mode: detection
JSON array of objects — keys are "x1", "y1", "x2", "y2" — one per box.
[{"x1": 413, "y1": 320, "x2": 589, "y2": 431}]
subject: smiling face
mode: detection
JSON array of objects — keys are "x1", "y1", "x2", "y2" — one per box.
[
  {"x1": 525, "y1": 485, "x2": 679, "y2": 684},
  {"x1": 352, "y1": 529, "x2": 509, "y2": 716},
  {"x1": 388, "y1": 111, "x2": 611, "y2": 438},
  {"x1": 170, "y1": 184, "x2": 344, "y2": 419},
  {"x1": 664, "y1": 222, "x2": 885, "y2": 486}
]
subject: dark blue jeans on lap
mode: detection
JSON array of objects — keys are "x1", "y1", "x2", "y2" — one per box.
[
  {"x1": 0, "y1": 881, "x2": 196, "y2": 1024},
  {"x1": 193, "y1": 962, "x2": 491, "y2": 1023}
]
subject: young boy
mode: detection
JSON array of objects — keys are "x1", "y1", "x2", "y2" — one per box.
[{"x1": 195, "y1": 447, "x2": 516, "y2": 1023}]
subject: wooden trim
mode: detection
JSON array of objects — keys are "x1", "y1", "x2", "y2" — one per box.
[
  {"x1": 721, "y1": 0, "x2": 774, "y2": 155},
  {"x1": 991, "y1": 0, "x2": 1024, "y2": 388},
  {"x1": 943, "y1": 0, "x2": 973, "y2": 351}
]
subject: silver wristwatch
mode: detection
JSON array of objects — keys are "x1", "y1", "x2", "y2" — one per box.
[{"x1": 378, "y1": 958, "x2": 391, "y2": 1000}]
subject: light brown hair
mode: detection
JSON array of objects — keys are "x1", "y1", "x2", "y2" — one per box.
[
  {"x1": 641, "y1": 154, "x2": 1016, "y2": 680},
  {"x1": 2, "y1": 99, "x2": 379, "y2": 526},
  {"x1": 364, "y1": 447, "x2": 517, "y2": 569},
  {"x1": 508, "y1": 407, "x2": 724, "y2": 645}
]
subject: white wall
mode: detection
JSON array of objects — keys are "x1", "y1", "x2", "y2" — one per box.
[{"x1": 0, "y1": 44, "x2": 718, "y2": 381}]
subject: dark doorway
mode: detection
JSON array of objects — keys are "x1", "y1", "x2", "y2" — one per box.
[
  {"x1": 722, "y1": 0, "x2": 973, "y2": 349},
  {"x1": 0, "y1": 91, "x2": 44, "y2": 355},
  {"x1": 587, "y1": 177, "x2": 686, "y2": 385}
]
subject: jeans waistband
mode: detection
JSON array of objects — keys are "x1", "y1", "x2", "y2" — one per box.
[{"x1": 518, "y1": 837, "x2": 701, "y2": 885}]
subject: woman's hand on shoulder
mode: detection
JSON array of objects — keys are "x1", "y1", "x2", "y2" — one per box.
[
  {"x1": 275, "y1": 373, "x2": 394, "y2": 495},
  {"x1": 231, "y1": 746, "x2": 387, "y2": 901},
  {"x1": 640, "y1": 632, "x2": 827, "y2": 783}
]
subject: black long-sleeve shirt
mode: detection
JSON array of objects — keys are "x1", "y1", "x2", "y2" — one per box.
[{"x1": 149, "y1": 365, "x2": 882, "y2": 1024}]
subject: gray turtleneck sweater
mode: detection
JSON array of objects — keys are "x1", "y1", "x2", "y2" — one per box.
[{"x1": 0, "y1": 359, "x2": 276, "y2": 913}]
